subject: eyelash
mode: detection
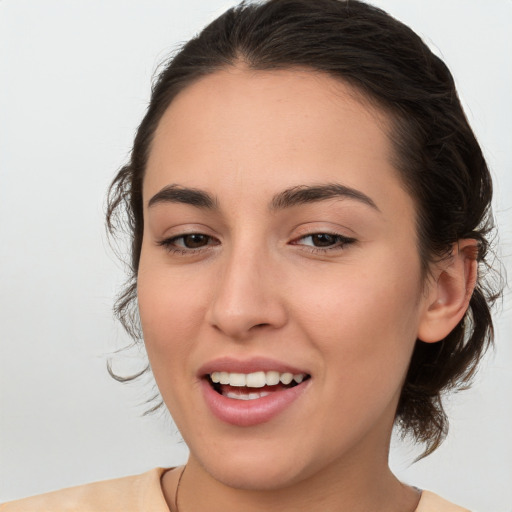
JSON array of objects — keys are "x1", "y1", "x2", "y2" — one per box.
[
  {"x1": 292, "y1": 232, "x2": 356, "y2": 253},
  {"x1": 157, "y1": 234, "x2": 218, "y2": 255},
  {"x1": 157, "y1": 232, "x2": 356, "y2": 255}
]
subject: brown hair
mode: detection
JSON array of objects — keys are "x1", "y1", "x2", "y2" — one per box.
[{"x1": 106, "y1": 0, "x2": 501, "y2": 457}]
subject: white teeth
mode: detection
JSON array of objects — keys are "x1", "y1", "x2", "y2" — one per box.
[
  {"x1": 229, "y1": 373, "x2": 247, "y2": 387},
  {"x1": 225, "y1": 390, "x2": 272, "y2": 400},
  {"x1": 209, "y1": 371, "x2": 307, "y2": 388},
  {"x1": 245, "y1": 371, "x2": 266, "y2": 388},
  {"x1": 265, "y1": 370, "x2": 280, "y2": 385},
  {"x1": 280, "y1": 372, "x2": 293, "y2": 385}
]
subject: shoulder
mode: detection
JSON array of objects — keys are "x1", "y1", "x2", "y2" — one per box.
[
  {"x1": 0, "y1": 468, "x2": 170, "y2": 512},
  {"x1": 416, "y1": 490, "x2": 471, "y2": 512}
]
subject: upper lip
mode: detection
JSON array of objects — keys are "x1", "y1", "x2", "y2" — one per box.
[{"x1": 197, "y1": 356, "x2": 310, "y2": 378}]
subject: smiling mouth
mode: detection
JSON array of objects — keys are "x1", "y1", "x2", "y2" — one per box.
[{"x1": 206, "y1": 371, "x2": 311, "y2": 401}]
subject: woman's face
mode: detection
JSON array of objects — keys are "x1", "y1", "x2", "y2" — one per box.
[{"x1": 138, "y1": 68, "x2": 432, "y2": 489}]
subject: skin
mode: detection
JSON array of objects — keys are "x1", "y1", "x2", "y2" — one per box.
[{"x1": 137, "y1": 67, "x2": 475, "y2": 512}]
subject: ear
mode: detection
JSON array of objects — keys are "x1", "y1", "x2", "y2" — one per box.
[{"x1": 417, "y1": 239, "x2": 478, "y2": 343}]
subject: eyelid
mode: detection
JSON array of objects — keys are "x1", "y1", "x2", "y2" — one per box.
[
  {"x1": 155, "y1": 224, "x2": 357, "y2": 256},
  {"x1": 290, "y1": 230, "x2": 357, "y2": 254},
  {"x1": 155, "y1": 222, "x2": 219, "y2": 243},
  {"x1": 157, "y1": 232, "x2": 220, "y2": 254}
]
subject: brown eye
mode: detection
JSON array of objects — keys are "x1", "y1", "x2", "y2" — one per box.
[
  {"x1": 158, "y1": 233, "x2": 218, "y2": 253},
  {"x1": 181, "y1": 234, "x2": 210, "y2": 248},
  {"x1": 310, "y1": 234, "x2": 337, "y2": 247},
  {"x1": 292, "y1": 232, "x2": 356, "y2": 252}
]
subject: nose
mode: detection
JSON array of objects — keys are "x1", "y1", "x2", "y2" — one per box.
[{"x1": 206, "y1": 246, "x2": 288, "y2": 341}]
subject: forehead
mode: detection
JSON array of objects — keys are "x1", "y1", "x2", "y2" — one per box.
[{"x1": 144, "y1": 67, "x2": 413, "y2": 223}]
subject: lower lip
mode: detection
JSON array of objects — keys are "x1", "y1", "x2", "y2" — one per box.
[{"x1": 200, "y1": 379, "x2": 309, "y2": 427}]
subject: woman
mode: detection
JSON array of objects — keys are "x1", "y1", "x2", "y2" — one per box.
[{"x1": 1, "y1": 0, "x2": 503, "y2": 510}]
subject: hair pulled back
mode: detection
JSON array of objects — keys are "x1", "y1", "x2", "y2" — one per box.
[{"x1": 107, "y1": 0, "x2": 500, "y2": 457}]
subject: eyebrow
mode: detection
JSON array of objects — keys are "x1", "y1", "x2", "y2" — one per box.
[
  {"x1": 270, "y1": 183, "x2": 380, "y2": 212},
  {"x1": 148, "y1": 184, "x2": 217, "y2": 209},
  {"x1": 147, "y1": 182, "x2": 379, "y2": 212}
]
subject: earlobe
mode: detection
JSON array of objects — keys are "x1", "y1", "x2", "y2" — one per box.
[{"x1": 417, "y1": 240, "x2": 478, "y2": 343}]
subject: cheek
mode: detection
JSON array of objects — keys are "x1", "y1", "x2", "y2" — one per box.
[
  {"x1": 292, "y1": 253, "x2": 423, "y2": 383},
  {"x1": 291, "y1": 260, "x2": 423, "y2": 443},
  {"x1": 137, "y1": 257, "x2": 207, "y2": 374},
  {"x1": 137, "y1": 263, "x2": 210, "y2": 423}
]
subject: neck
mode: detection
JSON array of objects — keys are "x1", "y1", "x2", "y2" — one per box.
[{"x1": 162, "y1": 439, "x2": 420, "y2": 512}]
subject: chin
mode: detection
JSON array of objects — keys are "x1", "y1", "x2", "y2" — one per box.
[
  {"x1": 193, "y1": 440, "x2": 326, "y2": 492},
  {"x1": 206, "y1": 463, "x2": 304, "y2": 491}
]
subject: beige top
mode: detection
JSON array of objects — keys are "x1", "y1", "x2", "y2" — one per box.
[{"x1": 0, "y1": 468, "x2": 471, "y2": 512}]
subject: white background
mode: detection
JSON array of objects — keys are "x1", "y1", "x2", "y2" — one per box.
[{"x1": 1, "y1": 1, "x2": 511, "y2": 510}]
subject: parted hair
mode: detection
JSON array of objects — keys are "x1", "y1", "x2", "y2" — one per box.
[{"x1": 106, "y1": 0, "x2": 500, "y2": 457}]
